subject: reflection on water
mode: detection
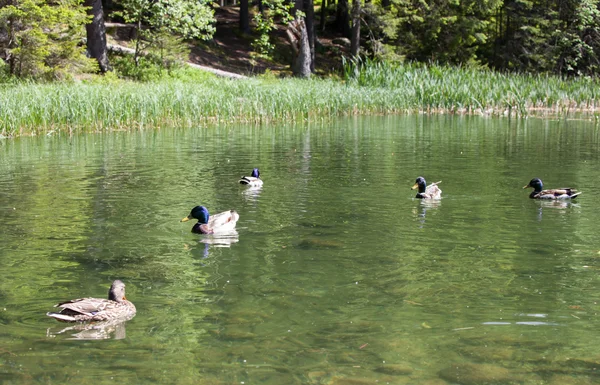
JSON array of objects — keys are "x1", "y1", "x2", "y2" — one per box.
[
  {"x1": 241, "y1": 185, "x2": 263, "y2": 201},
  {"x1": 47, "y1": 317, "x2": 133, "y2": 340},
  {"x1": 2, "y1": 116, "x2": 600, "y2": 384},
  {"x1": 534, "y1": 199, "x2": 581, "y2": 221},
  {"x1": 414, "y1": 198, "x2": 442, "y2": 227},
  {"x1": 199, "y1": 232, "x2": 240, "y2": 247}
]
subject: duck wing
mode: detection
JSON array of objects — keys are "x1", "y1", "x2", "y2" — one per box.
[
  {"x1": 536, "y1": 188, "x2": 581, "y2": 199},
  {"x1": 239, "y1": 176, "x2": 263, "y2": 187},
  {"x1": 424, "y1": 183, "x2": 442, "y2": 199},
  {"x1": 47, "y1": 297, "x2": 118, "y2": 322},
  {"x1": 208, "y1": 210, "x2": 240, "y2": 233}
]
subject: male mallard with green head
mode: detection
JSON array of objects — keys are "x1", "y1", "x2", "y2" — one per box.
[
  {"x1": 239, "y1": 168, "x2": 263, "y2": 187},
  {"x1": 47, "y1": 280, "x2": 136, "y2": 322},
  {"x1": 411, "y1": 177, "x2": 442, "y2": 199},
  {"x1": 523, "y1": 178, "x2": 581, "y2": 199},
  {"x1": 181, "y1": 205, "x2": 239, "y2": 234}
]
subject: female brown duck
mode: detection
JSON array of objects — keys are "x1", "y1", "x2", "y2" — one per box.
[{"x1": 47, "y1": 280, "x2": 136, "y2": 322}]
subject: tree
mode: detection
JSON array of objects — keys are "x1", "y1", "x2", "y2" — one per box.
[
  {"x1": 116, "y1": 0, "x2": 215, "y2": 66},
  {"x1": 286, "y1": 18, "x2": 311, "y2": 77},
  {"x1": 350, "y1": 0, "x2": 360, "y2": 57},
  {"x1": 377, "y1": 0, "x2": 501, "y2": 65},
  {"x1": 240, "y1": 0, "x2": 250, "y2": 33},
  {"x1": 336, "y1": 0, "x2": 351, "y2": 37},
  {"x1": 303, "y1": 0, "x2": 315, "y2": 71},
  {"x1": 252, "y1": 0, "x2": 294, "y2": 55},
  {"x1": 0, "y1": 0, "x2": 96, "y2": 79},
  {"x1": 84, "y1": 0, "x2": 109, "y2": 73}
]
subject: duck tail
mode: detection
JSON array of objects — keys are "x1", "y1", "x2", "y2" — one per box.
[
  {"x1": 239, "y1": 177, "x2": 250, "y2": 185},
  {"x1": 571, "y1": 192, "x2": 582, "y2": 199}
]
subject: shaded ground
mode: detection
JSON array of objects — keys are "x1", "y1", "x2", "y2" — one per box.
[
  {"x1": 106, "y1": 6, "x2": 350, "y2": 77},
  {"x1": 189, "y1": 6, "x2": 350, "y2": 76}
]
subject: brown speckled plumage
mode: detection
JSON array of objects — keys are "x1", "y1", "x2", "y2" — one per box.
[{"x1": 47, "y1": 280, "x2": 136, "y2": 322}]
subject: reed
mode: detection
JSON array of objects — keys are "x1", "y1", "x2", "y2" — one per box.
[
  {"x1": 1, "y1": 63, "x2": 598, "y2": 137},
  {"x1": 342, "y1": 58, "x2": 600, "y2": 116}
]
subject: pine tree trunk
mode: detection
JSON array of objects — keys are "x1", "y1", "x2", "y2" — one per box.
[
  {"x1": 84, "y1": 0, "x2": 110, "y2": 73},
  {"x1": 304, "y1": 0, "x2": 315, "y2": 72},
  {"x1": 286, "y1": 18, "x2": 312, "y2": 78},
  {"x1": 319, "y1": 0, "x2": 327, "y2": 31},
  {"x1": 335, "y1": 0, "x2": 350, "y2": 37},
  {"x1": 350, "y1": 0, "x2": 360, "y2": 57},
  {"x1": 240, "y1": 0, "x2": 250, "y2": 33}
]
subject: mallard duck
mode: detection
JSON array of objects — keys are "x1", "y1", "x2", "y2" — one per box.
[
  {"x1": 47, "y1": 280, "x2": 136, "y2": 323},
  {"x1": 523, "y1": 178, "x2": 581, "y2": 199},
  {"x1": 181, "y1": 205, "x2": 239, "y2": 234},
  {"x1": 411, "y1": 177, "x2": 442, "y2": 199},
  {"x1": 239, "y1": 168, "x2": 263, "y2": 187}
]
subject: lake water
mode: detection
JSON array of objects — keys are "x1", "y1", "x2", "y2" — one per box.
[{"x1": 1, "y1": 115, "x2": 600, "y2": 385}]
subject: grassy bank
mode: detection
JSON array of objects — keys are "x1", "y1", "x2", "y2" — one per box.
[{"x1": 1, "y1": 63, "x2": 599, "y2": 137}]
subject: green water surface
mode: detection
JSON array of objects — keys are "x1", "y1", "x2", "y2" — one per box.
[{"x1": 1, "y1": 115, "x2": 600, "y2": 385}]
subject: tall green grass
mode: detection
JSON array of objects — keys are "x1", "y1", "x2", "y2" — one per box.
[
  {"x1": 343, "y1": 58, "x2": 600, "y2": 116},
  {"x1": 1, "y1": 62, "x2": 599, "y2": 137}
]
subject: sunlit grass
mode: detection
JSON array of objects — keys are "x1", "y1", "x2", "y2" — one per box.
[
  {"x1": 343, "y1": 58, "x2": 600, "y2": 117},
  {"x1": 1, "y1": 62, "x2": 599, "y2": 137}
]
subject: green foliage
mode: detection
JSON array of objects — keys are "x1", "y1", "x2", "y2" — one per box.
[
  {"x1": 0, "y1": 0, "x2": 96, "y2": 80},
  {"x1": 114, "y1": 0, "x2": 215, "y2": 73},
  {"x1": 554, "y1": 0, "x2": 600, "y2": 76},
  {"x1": 111, "y1": 55, "x2": 165, "y2": 81},
  {"x1": 252, "y1": 0, "x2": 294, "y2": 56},
  {"x1": 376, "y1": 0, "x2": 502, "y2": 65}
]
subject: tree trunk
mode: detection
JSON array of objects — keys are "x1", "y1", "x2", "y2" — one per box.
[
  {"x1": 84, "y1": 0, "x2": 110, "y2": 73},
  {"x1": 304, "y1": 0, "x2": 315, "y2": 72},
  {"x1": 240, "y1": 0, "x2": 250, "y2": 33},
  {"x1": 335, "y1": 0, "x2": 350, "y2": 37},
  {"x1": 286, "y1": 18, "x2": 311, "y2": 78},
  {"x1": 319, "y1": 0, "x2": 327, "y2": 31},
  {"x1": 294, "y1": 0, "x2": 303, "y2": 15},
  {"x1": 350, "y1": 0, "x2": 360, "y2": 57}
]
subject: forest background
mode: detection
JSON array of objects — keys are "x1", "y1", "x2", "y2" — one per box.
[
  {"x1": 1, "y1": 0, "x2": 600, "y2": 80},
  {"x1": 0, "y1": 0, "x2": 599, "y2": 137}
]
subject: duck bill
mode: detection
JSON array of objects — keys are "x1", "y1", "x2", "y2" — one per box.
[
  {"x1": 181, "y1": 215, "x2": 191, "y2": 222},
  {"x1": 411, "y1": 183, "x2": 419, "y2": 190},
  {"x1": 523, "y1": 184, "x2": 531, "y2": 189}
]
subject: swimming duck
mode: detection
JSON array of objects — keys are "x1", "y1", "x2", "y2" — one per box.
[
  {"x1": 47, "y1": 280, "x2": 136, "y2": 323},
  {"x1": 411, "y1": 177, "x2": 442, "y2": 199},
  {"x1": 523, "y1": 178, "x2": 581, "y2": 199},
  {"x1": 239, "y1": 168, "x2": 263, "y2": 187},
  {"x1": 181, "y1": 205, "x2": 239, "y2": 234}
]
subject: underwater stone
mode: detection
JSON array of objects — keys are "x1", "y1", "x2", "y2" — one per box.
[{"x1": 438, "y1": 362, "x2": 514, "y2": 385}]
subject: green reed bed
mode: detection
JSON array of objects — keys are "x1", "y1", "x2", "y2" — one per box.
[
  {"x1": 343, "y1": 59, "x2": 600, "y2": 116},
  {"x1": 0, "y1": 78, "x2": 406, "y2": 136},
  {"x1": 1, "y1": 62, "x2": 599, "y2": 137}
]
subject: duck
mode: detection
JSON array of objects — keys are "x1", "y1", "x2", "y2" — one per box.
[
  {"x1": 181, "y1": 205, "x2": 239, "y2": 234},
  {"x1": 411, "y1": 177, "x2": 442, "y2": 199},
  {"x1": 47, "y1": 280, "x2": 136, "y2": 323},
  {"x1": 239, "y1": 168, "x2": 263, "y2": 187},
  {"x1": 523, "y1": 178, "x2": 581, "y2": 199}
]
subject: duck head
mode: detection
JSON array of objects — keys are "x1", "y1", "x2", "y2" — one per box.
[
  {"x1": 251, "y1": 168, "x2": 260, "y2": 178},
  {"x1": 523, "y1": 178, "x2": 543, "y2": 192},
  {"x1": 411, "y1": 177, "x2": 427, "y2": 194},
  {"x1": 108, "y1": 280, "x2": 127, "y2": 302},
  {"x1": 181, "y1": 206, "x2": 210, "y2": 224}
]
